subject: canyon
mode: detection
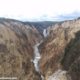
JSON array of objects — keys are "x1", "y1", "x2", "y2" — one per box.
[{"x1": 0, "y1": 18, "x2": 80, "y2": 80}]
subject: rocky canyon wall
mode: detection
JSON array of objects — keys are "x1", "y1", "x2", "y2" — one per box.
[
  {"x1": 39, "y1": 19, "x2": 80, "y2": 80},
  {"x1": 0, "y1": 18, "x2": 80, "y2": 80},
  {"x1": 0, "y1": 18, "x2": 42, "y2": 80}
]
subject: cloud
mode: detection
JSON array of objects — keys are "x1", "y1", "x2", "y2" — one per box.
[
  {"x1": 55, "y1": 12, "x2": 80, "y2": 21},
  {"x1": 0, "y1": 0, "x2": 80, "y2": 21}
]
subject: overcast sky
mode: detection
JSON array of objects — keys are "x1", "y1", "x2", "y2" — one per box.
[{"x1": 0, "y1": 0, "x2": 80, "y2": 21}]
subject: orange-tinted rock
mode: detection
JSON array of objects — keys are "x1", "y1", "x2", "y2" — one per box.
[{"x1": 39, "y1": 19, "x2": 80, "y2": 80}]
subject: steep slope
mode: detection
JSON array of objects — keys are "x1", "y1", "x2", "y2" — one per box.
[
  {"x1": 0, "y1": 18, "x2": 42, "y2": 46},
  {"x1": 39, "y1": 19, "x2": 80, "y2": 80},
  {"x1": 0, "y1": 18, "x2": 42, "y2": 80},
  {"x1": 61, "y1": 30, "x2": 80, "y2": 80}
]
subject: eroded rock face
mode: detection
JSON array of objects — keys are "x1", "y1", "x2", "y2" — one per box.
[
  {"x1": 61, "y1": 31, "x2": 80, "y2": 80},
  {"x1": 39, "y1": 19, "x2": 80, "y2": 80},
  {"x1": 1, "y1": 18, "x2": 80, "y2": 80},
  {"x1": 0, "y1": 19, "x2": 42, "y2": 80}
]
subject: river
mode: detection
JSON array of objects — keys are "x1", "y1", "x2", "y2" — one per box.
[{"x1": 32, "y1": 40, "x2": 44, "y2": 80}]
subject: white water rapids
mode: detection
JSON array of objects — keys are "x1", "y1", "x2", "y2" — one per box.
[
  {"x1": 33, "y1": 42, "x2": 41, "y2": 72},
  {"x1": 32, "y1": 41, "x2": 44, "y2": 80},
  {"x1": 32, "y1": 29, "x2": 48, "y2": 79},
  {"x1": 32, "y1": 29, "x2": 48, "y2": 73}
]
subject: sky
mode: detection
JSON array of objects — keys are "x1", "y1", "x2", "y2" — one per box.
[{"x1": 0, "y1": 0, "x2": 80, "y2": 21}]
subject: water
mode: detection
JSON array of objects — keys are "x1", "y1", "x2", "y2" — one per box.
[
  {"x1": 43, "y1": 29, "x2": 48, "y2": 37},
  {"x1": 33, "y1": 43, "x2": 41, "y2": 72},
  {"x1": 32, "y1": 40, "x2": 44, "y2": 80},
  {"x1": 32, "y1": 29, "x2": 49, "y2": 80}
]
